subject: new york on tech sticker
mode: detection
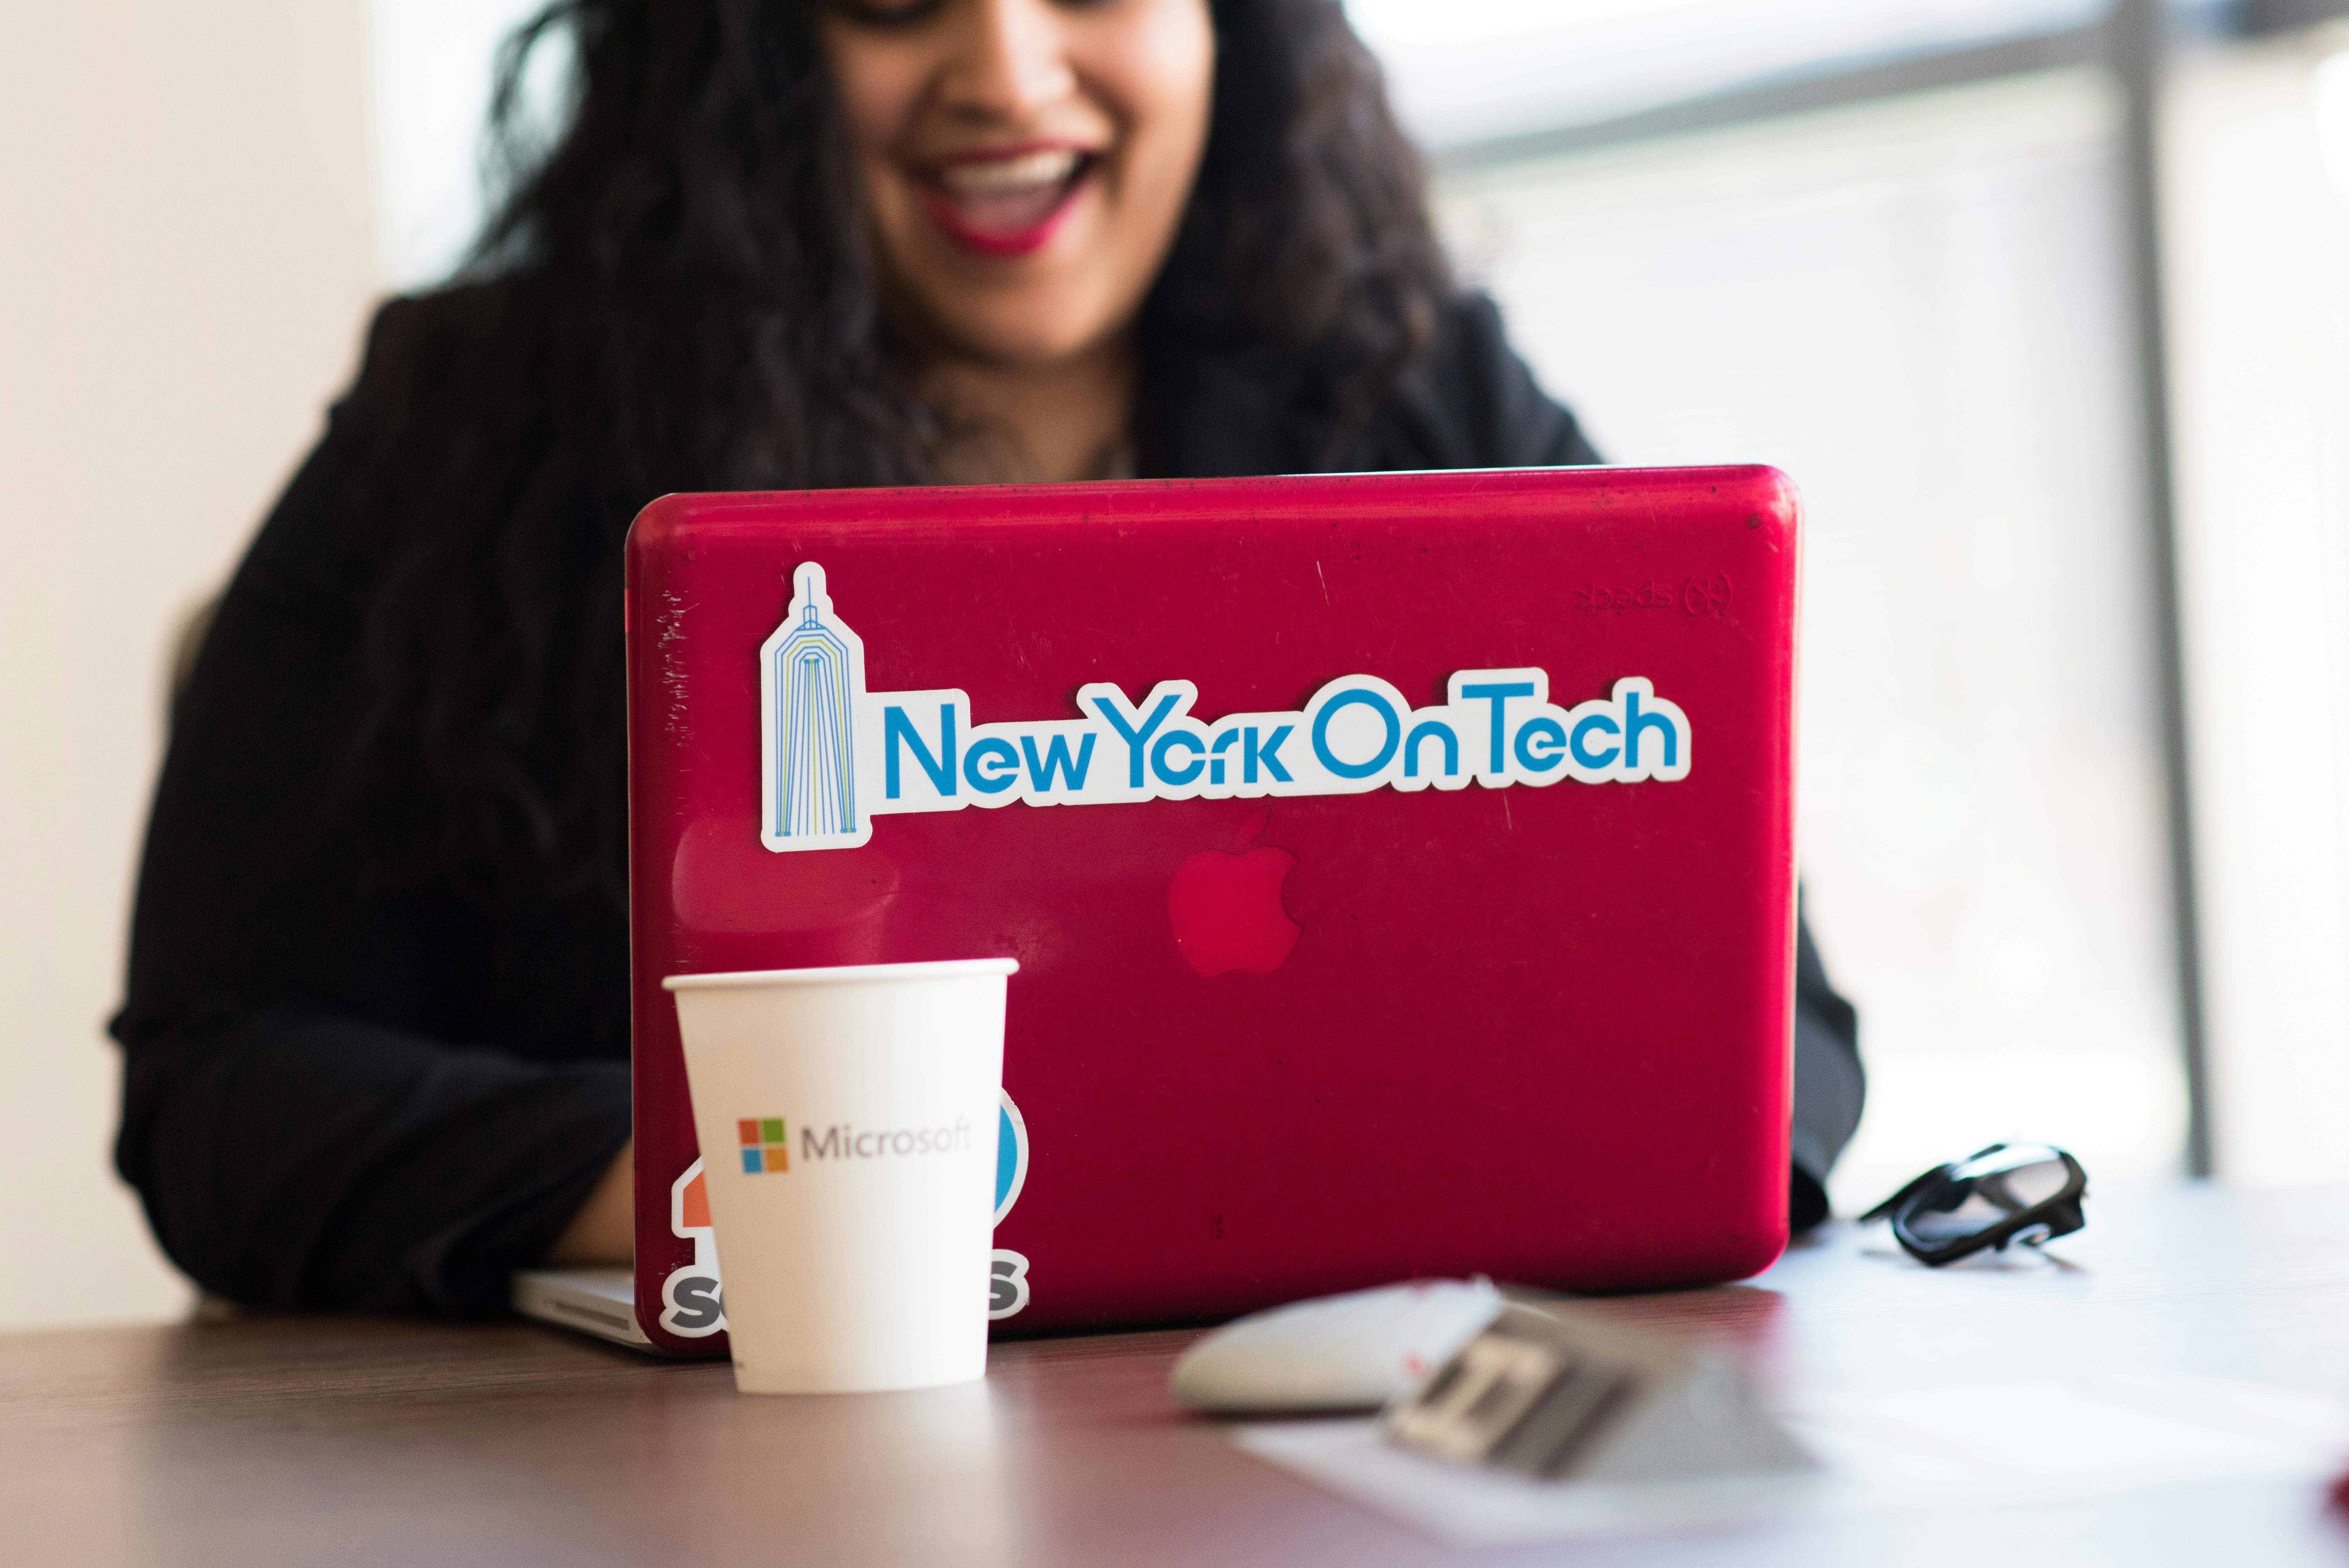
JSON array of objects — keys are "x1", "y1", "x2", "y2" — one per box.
[{"x1": 760, "y1": 561, "x2": 1693, "y2": 855}]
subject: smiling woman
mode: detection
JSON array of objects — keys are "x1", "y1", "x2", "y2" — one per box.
[
  {"x1": 110, "y1": 0, "x2": 1861, "y2": 1315},
  {"x1": 820, "y1": 0, "x2": 1216, "y2": 479}
]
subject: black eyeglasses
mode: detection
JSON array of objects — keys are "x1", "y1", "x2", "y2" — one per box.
[{"x1": 1859, "y1": 1142, "x2": 2087, "y2": 1266}]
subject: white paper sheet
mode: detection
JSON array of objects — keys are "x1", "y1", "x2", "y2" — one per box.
[{"x1": 1234, "y1": 1372, "x2": 2349, "y2": 1546}]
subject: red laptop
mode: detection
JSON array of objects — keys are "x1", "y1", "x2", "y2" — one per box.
[{"x1": 591, "y1": 465, "x2": 1797, "y2": 1356}]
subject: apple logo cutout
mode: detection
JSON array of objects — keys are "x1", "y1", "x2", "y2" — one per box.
[{"x1": 1168, "y1": 845, "x2": 1303, "y2": 976}]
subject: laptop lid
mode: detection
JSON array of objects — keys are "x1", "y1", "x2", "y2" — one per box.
[{"x1": 624, "y1": 465, "x2": 1799, "y2": 1354}]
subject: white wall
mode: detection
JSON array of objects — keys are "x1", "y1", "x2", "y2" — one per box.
[{"x1": 0, "y1": 3, "x2": 378, "y2": 1327}]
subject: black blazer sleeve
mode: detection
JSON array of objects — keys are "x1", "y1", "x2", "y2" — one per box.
[
  {"x1": 110, "y1": 304, "x2": 633, "y2": 1316},
  {"x1": 1791, "y1": 909, "x2": 1864, "y2": 1229},
  {"x1": 1383, "y1": 292, "x2": 1605, "y2": 470}
]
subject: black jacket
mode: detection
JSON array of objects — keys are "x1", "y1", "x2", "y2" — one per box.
[{"x1": 113, "y1": 290, "x2": 1863, "y2": 1315}]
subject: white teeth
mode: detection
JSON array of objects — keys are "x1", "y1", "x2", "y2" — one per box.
[{"x1": 936, "y1": 149, "x2": 1082, "y2": 195}]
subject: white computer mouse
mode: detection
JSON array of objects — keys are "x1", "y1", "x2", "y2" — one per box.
[{"x1": 1168, "y1": 1278, "x2": 1503, "y2": 1413}]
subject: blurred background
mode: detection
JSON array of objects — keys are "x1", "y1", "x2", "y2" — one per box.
[{"x1": 3, "y1": 0, "x2": 2344, "y2": 1329}]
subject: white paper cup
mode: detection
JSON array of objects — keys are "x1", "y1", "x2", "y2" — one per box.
[{"x1": 665, "y1": 958, "x2": 1017, "y2": 1395}]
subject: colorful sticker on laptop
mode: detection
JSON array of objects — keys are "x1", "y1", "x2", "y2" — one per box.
[
  {"x1": 759, "y1": 563, "x2": 1692, "y2": 854},
  {"x1": 994, "y1": 1090, "x2": 1028, "y2": 1226},
  {"x1": 991, "y1": 1090, "x2": 1030, "y2": 1321},
  {"x1": 658, "y1": 1158, "x2": 725, "y2": 1338}
]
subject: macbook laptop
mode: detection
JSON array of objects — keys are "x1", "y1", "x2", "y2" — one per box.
[{"x1": 518, "y1": 464, "x2": 1800, "y2": 1354}]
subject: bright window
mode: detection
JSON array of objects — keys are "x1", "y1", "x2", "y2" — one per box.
[
  {"x1": 1349, "y1": 0, "x2": 2103, "y2": 146},
  {"x1": 1434, "y1": 71, "x2": 2185, "y2": 1206}
]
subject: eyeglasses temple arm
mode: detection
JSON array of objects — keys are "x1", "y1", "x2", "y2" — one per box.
[{"x1": 1858, "y1": 1163, "x2": 1955, "y2": 1224}]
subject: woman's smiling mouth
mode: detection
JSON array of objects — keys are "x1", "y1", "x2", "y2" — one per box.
[{"x1": 917, "y1": 145, "x2": 1096, "y2": 257}]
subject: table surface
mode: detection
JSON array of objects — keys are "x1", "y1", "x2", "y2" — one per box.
[{"x1": 7, "y1": 1182, "x2": 2349, "y2": 1568}]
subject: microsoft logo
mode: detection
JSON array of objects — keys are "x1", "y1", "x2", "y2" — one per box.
[{"x1": 738, "y1": 1118, "x2": 790, "y2": 1174}]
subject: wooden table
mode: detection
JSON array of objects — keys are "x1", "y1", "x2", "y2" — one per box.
[{"x1": 8, "y1": 1183, "x2": 2349, "y2": 1566}]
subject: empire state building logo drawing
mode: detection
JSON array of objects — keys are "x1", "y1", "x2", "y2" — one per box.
[{"x1": 760, "y1": 563, "x2": 869, "y2": 852}]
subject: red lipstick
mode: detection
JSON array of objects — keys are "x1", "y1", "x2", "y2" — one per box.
[{"x1": 915, "y1": 144, "x2": 1094, "y2": 258}]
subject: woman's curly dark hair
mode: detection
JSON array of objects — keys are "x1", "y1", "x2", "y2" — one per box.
[{"x1": 339, "y1": 0, "x2": 1449, "y2": 904}]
